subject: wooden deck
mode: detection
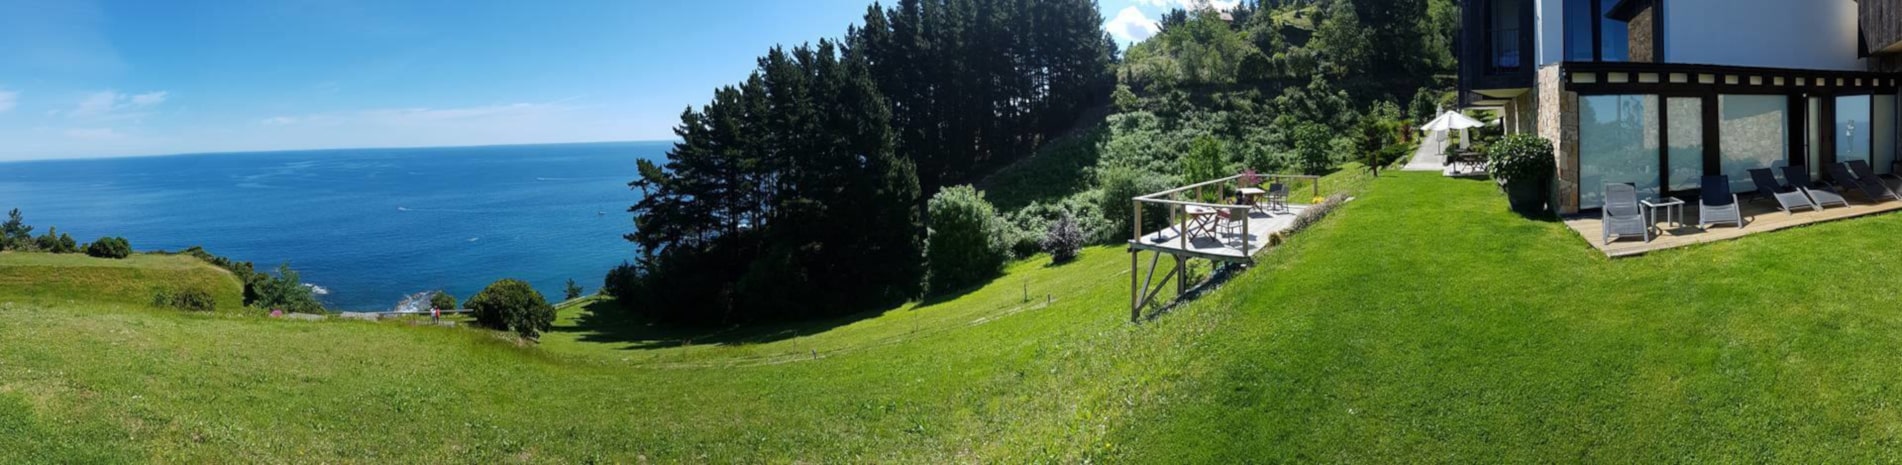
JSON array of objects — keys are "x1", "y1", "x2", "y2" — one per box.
[
  {"x1": 1128, "y1": 205, "x2": 1308, "y2": 263},
  {"x1": 1564, "y1": 194, "x2": 1902, "y2": 257}
]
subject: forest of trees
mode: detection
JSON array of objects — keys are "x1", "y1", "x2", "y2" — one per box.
[
  {"x1": 614, "y1": 0, "x2": 1118, "y2": 325},
  {"x1": 615, "y1": 0, "x2": 1461, "y2": 326}
]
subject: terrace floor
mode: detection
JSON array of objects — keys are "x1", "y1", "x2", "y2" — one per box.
[
  {"x1": 1130, "y1": 205, "x2": 1309, "y2": 263},
  {"x1": 1564, "y1": 191, "x2": 1902, "y2": 257}
]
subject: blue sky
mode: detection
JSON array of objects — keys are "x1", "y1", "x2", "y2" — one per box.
[{"x1": 0, "y1": 0, "x2": 1206, "y2": 161}]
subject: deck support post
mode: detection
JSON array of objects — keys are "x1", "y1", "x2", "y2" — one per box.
[
  {"x1": 1130, "y1": 249, "x2": 1139, "y2": 322},
  {"x1": 1176, "y1": 255, "x2": 1187, "y2": 297}
]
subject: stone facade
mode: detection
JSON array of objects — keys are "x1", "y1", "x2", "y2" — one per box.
[
  {"x1": 1627, "y1": 7, "x2": 1656, "y2": 63},
  {"x1": 1535, "y1": 64, "x2": 1580, "y2": 215}
]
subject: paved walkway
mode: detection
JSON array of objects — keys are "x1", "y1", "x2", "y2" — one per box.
[{"x1": 1402, "y1": 132, "x2": 1447, "y2": 171}]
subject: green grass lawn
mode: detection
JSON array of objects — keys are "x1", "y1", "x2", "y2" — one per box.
[
  {"x1": 1110, "y1": 172, "x2": 1902, "y2": 462},
  {"x1": 10, "y1": 170, "x2": 1902, "y2": 462}
]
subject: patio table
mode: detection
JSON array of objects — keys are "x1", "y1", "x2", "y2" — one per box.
[
  {"x1": 1237, "y1": 187, "x2": 1268, "y2": 214},
  {"x1": 1641, "y1": 197, "x2": 1685, "y2": 237}
]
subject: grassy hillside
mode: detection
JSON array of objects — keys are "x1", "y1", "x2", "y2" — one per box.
[
  {"x1": 0, "y1": 243, "x2": 1212, "y2": 462},
  {"x1": 16, "y1": 170, "x2": 1902, "y2": 461},
  {"x1": 0, "y1": 252, "x2": 243, "y2": 311}
]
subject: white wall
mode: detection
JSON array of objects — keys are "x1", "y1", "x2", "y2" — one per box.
[
  {"x1": 1663, "y1": 0, "x2": 1864, "y2": 70},
  {"x1": 1529, "y1": 0, "x2": 1864, "y2": 70},
  {"x1": 1535, "y1": 0, "x2": 1566, "y2": 67}
]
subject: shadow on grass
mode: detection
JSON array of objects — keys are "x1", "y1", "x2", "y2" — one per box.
[{"x1": 549, "y1": 299, "x2": 878, "y2": 351}]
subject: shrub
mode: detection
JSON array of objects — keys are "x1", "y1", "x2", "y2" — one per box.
[
  {"x1": 430, "y1": 291, "x2": 457, "y2": 310},
  {"x1": 254, "y1": 263, "x2": 324, "y2": 314},
  {"x1": 86, "y1": 236, "x2": 132, "y2": 259},
  {"x1": 467, "y1": 278, "x2": 555, "y2": 340},
  {"x1": 925, "y1": 185, "x2": 1010, "y2": 295},
  {"x1": 602, "y1": 261, "x2": 640, "y2": 298},
  {"x1": 1039, "y1": 211, "x2": 1085, "y2": 264},
  {"x1": 1288, "y1": 193, "x2": 1351, "y2": 236},
  {"x1": 1097, "y1": 164, "x2": 1173, "y2": 240},
  {"x1": 1487, "y1": 134, "x2": 1556, "y2": 185},
  {"x1": 152, "y1": 286, "x2": 217, "y2": 312}
]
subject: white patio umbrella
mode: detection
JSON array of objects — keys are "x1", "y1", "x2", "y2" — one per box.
[{"x1": 1419, "y1": 111, "x2": 1487, "y2": 153}]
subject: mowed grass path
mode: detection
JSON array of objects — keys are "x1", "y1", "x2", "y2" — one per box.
[{"x1": 1112, "y1": 172, "x2": 1902, "y2": 462}]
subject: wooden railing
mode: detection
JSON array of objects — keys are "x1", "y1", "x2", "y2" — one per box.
[{"x1": 1130, "y1": 173, "x2": 1322, "y2": 255}]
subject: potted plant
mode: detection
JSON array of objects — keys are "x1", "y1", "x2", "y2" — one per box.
[{"x1": 1487, "y1": 134, "x2": 1556, "y2": 215}]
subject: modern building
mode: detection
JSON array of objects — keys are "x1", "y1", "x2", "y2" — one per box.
[{"x1": 1460, "y1": 0, "x2": 1902, "y2": 214}]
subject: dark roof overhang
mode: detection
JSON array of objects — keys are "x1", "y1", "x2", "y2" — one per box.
[{"x1": 1606, "y1": 0, "x2": 1653, "y2": 22}]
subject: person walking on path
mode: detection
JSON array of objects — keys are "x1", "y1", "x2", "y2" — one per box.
[{"x1": 431, "y1": 306, "x2": 440, "y2": 323}]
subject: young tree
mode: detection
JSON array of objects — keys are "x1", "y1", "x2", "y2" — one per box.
[
  {"x1": 0, "y1": 209, "x2": 30, "y2": 251},
  {"x1": 564, "y1": 279, "x2": 583, "y2": 300},
  {"x1": 1293, "y1": 123, "x2": 1335, "y2": 176}
]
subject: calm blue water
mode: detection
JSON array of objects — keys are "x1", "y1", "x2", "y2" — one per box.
[{"x1": 0, "y1": 142, "x2": 662, "y2": 310}]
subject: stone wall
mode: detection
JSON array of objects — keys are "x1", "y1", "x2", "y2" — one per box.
[
  {"x1": 1535, "y1": 64, "x2": 1579, "y2": 215},
  {"x1": 1627, "y1": 7, "x2": 1656, "y2": 63}
]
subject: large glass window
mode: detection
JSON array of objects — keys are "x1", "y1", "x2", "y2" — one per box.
[
  {"x1": 1488, "y1": 0, "x2": 1522, "y2": 70},
  {"x1": 1666, "y1": 98, "x2": 1703, "y2": 192},
  {"x1": 1878, "y1": 95, "x2": 1897, "y2": 175},
  {"x1": 1720, "y1": 95, "x2": 1788, "y2": 194},
  {"x1": 1598, "y1": 0, "x2": 1629, "y2": 62},
  {"x1": 1565, "y1": 0, "x2": 1596, "y2": 61},
  {"x1": 1579, "y1": 94, "x2": 1659, "y2": 208},
  {"x1": 1564, "y1": 0, "x2": 1629, "y2": 62},
  {"x1": 1838, "y1": 95, "x2": 1873, "y2": 168}
]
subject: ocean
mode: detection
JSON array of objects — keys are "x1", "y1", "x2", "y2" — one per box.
[{"x1": 0, "y1": 141, "x2": 663, "y2": 310}]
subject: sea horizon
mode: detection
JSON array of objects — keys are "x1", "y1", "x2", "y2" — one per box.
[
  {"x1": 0, "y1": 139, "x2": 680, "y2": 166},
  {"x1": 0, "y1": 141, "x2": 667, "y2": 310}
]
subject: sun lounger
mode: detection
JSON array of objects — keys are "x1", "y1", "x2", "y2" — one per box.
[
  {"x1": 1826, "y1": 162, "x2": 1898, "y2": 202},
  {"x1": 1782, "y1": 165, "x2": 1849, "y2": 208},
  {"x1": 1747, "y1": 168, "x2": 1819, "y2": 214},
  {"x1": 1845, "y1": 160, "x2": 1902, "y2": 200}
]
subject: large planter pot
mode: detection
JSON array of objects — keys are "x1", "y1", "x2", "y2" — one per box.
[{"x1": 1502, "y1": 177, "x2": 1549, "y2": 215}]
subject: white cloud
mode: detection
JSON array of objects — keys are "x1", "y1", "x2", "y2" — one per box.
[
  {"x1": 260, "y1": 116, "x2": 298, "y2": 126},
  {"x1": 1137, "y1": 0, "x2": 1241, "y2": 10},
  {"x1": 63, "y1": 128, "x2": 124, "y2": 140},
  {"x1": 1106, "y1": 6, "x2": 1161, "y2": 43},
  {"x1": 0, "y1": 90, "x2": 16, "y2": 113},
  {"x1": 65, "y1": 90, "x2": 169, "y2": 119},
  {"x1": 129, "y1": 91, "x2": 167, "y2": 106},
  {"x1": 70, "y1": 91, "x2": 118, "y2": 118}
]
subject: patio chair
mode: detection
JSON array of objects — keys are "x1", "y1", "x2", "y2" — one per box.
[
  {"x1": 1746, "y1": 168, "x2": 1819, "y2": 215},
  {"x1": 1266, "y1": 182, "x2": 1289, "y2": 212},
  {"x1": 1845, "y1": 160, "x2": 1902, "y2": 200},
  {"x1": 1601, "y1": 183, "x2": 1648, "y2": 244},
  {"x1": 1216, "y1": 205, "x2": 1252, "y2": 248},
  {"x1": 1699, "y1": 175, "x2": 1743, "y2": 229},
  {"x1": 1826, "y1": 162, "x2": 1898, "y2": 202},
  {"x1": 1782, "y1": 165, "x2": 1850, "y2": 209}
]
